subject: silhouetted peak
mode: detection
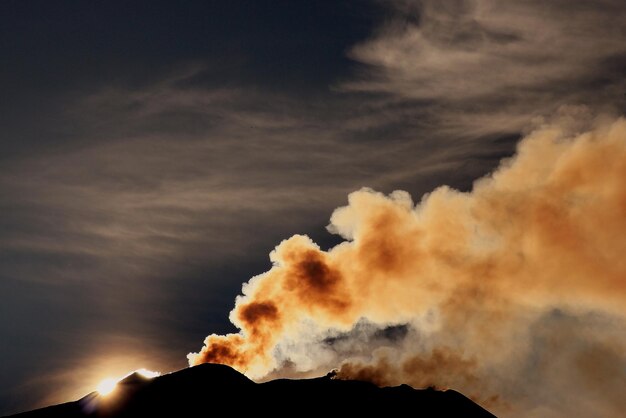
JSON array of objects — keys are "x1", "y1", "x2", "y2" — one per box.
[
  {"x1": 158, "y1": 362, "x2": 254, "y2": 387},
  {"x1": 117, "y1": 372, "x2": 150, "y2": 386},
  {"x1": 9, "y1": 363, "x2": 496, "y2": 417}
]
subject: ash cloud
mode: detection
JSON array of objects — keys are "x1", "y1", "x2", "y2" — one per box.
[{"x1": 190, "y1": 116, "x2": 626, "y2": 417}]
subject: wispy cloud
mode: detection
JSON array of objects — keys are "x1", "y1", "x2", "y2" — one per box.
[
  {"x1": 2, "y1": 66, "x2": 513, "y2": 292},
  {"x1": 341, "y1": 0, "x2": 626, "y2": 136}
]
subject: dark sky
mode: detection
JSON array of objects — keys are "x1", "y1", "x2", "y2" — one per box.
[{"x1": 1, "y1": 0, "x2": 625, "y2": 415}]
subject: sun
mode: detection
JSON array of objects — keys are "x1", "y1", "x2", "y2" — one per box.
[
  {"x1": 96, "y1": 377, "x2": 118, "y2": 396},
  {"x1": 95, "y1": 368, "x2": 160, "y2": 397}
]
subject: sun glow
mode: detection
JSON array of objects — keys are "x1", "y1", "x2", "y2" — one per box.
[
  {"x1": 95, "y1": 368, "x2": 160, "y2": 396},
  {"x1": 96, "y1": 378, "x2": 118, "y2": 396}
]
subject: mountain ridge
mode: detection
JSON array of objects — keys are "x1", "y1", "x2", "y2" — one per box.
[{"x1": 7, "y1": 363, "x2": 496, "y2": 417}]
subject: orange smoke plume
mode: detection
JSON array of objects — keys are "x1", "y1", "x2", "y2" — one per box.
[{"x1": 188, "y1": 116, "x2": 626, "y2": 416}]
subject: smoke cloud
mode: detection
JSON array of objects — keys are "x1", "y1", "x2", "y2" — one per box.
[{"x1": 189, "y1": 116, "x2": 626, "y2": 417}]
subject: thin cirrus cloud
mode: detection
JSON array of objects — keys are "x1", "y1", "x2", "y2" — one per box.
[
  {"x1": 2, "y1": 85, "x2": 337, "y2": 273},
  {"x1": 341, "y1": 0, "x2": 626, "y2": 137},
  {"x1": 1, "y1": 70, "x2": 509, "y2": 291}
]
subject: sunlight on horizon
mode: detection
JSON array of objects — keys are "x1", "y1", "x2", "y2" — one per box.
[
  {"x1": 134, "y1": 368, "x2": 161, "y2": 379},
  {"x1": 96, "y1": 368, "x2": 160, "y2": 396},
  {"x1": 96, "y1": 378, "x2": 118, "y2": 396}
]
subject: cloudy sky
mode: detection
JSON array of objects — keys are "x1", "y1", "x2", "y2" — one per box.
[{"x1": 1, "y1": 1, "x2": 625, "y2": 415}]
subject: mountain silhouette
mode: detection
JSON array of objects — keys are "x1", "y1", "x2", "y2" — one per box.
[{"x1": 8, "y1": 363, "x2": 496, "y2": 417}]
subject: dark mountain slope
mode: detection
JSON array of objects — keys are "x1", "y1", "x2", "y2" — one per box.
[{"x1": 8, "y1": 363, "x2": 496, "y2": 417}]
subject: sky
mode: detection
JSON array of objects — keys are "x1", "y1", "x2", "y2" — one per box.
[{"x1": 1, "y1": 1, "x2": 625, "y2": 416}]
